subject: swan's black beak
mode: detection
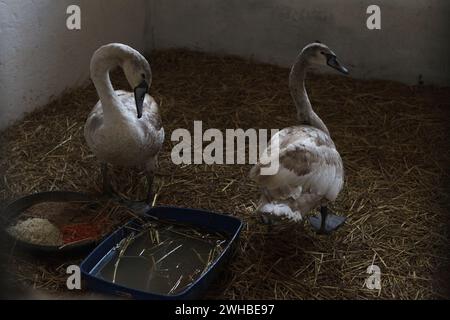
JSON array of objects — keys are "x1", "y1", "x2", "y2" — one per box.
[
  {"x1": 326, "y1": 54, "x2": 349, "y2": 75},
  {"x1": 134, "y1": 80, "x2": 149, "y2": 119}
]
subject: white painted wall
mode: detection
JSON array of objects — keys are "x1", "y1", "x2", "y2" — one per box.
[
  {"x1": 148, "y1": 0, "x2": 450, "y2": 86},
  {"x1": 0, "y1": 0, "x2": 147, "y2": 130}
]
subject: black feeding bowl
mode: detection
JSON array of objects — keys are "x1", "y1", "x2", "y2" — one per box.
[{"x1": 1, "y1": 191, "x2": 103, "y2": 254}]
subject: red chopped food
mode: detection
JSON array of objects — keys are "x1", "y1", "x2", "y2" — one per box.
[{"x1": 62, "y1": 223, "x2": 101, "y2": 244}]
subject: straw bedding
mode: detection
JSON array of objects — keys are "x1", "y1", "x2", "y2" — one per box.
[{"x1": 1, "y1": 49, "x2": 449, "y2": 299}]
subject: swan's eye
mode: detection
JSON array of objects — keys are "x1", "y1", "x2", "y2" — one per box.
[{"x1": 320, "y1": 51, "x2": 325, "y2": 55}]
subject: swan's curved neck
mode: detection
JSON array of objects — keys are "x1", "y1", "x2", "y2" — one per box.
[
  {"x1": 90, "y1": 52, "x2": 123, "y2": 120},
  {"x1": 289, "y1": 58, "x2": 330, "y2": 136}
]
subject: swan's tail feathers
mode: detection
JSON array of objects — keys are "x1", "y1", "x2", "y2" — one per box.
[{"x1": 257, "y1": 200, "x2": 303, "y2": 222}]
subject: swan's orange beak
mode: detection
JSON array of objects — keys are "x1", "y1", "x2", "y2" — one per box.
[{"x1": 134, "y1": 80, "x2": 148, "y2": 119}]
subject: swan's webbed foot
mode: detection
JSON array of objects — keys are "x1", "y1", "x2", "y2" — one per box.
[
  {"x1": 308, "y1": 206, "x2": 346, "y2": 235},
  {"x1": 260, "y1": 213, "x2": 273, "y2": 225},
  {"x1": 118, "y1": 199, "x2": 151, "y2": 217}
]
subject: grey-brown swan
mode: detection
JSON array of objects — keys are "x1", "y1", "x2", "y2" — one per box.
[{"x1": 250, "y1": 42, "x2": 348, "y2": 234}]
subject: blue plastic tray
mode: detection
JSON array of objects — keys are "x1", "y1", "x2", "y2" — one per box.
[{"x1": 80, "y1": 206, "x2": 243, "y2": 300}]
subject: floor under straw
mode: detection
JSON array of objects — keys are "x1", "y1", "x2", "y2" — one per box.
[{"x1": 1, "y1": 49, "x2": 449, "y2": 299}]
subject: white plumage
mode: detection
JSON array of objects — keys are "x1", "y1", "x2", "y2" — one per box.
[{"x1": 85, "y1": 90, "x2": 164, "y2": 172}]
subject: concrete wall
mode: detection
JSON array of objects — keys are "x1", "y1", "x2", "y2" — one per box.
[
  {"x1": 149, "y1": 0, "x2": 450, "y2": 86},
  {"x1": 0, "y1": 0, "x2": 147, "y2": 130}
]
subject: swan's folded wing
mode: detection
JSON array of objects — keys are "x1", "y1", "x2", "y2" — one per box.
[
  {"x1": 144, "y1": 96, "x2": 163, "y2": 131},
  {"x1": 84, "y1": 102, "x2": 104, "y2": 148},
  {"x1": 142, "y1": 95, "x2": 165, "y2": 150},
  {"x1": 250, "y1": 128, "x2": 344, "y2": 201}
]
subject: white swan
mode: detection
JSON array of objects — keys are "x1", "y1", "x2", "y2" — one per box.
[
  {"x1": 84, "y1": 43, "x2": 164, "y2": 207},
  {"x1": 250, "y1": 42, "x2": 348, "y2": 234}
]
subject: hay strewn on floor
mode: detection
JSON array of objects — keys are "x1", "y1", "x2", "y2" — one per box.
[{"x1": 1, "y1": 49, "x2": 449, "y2": 299}]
